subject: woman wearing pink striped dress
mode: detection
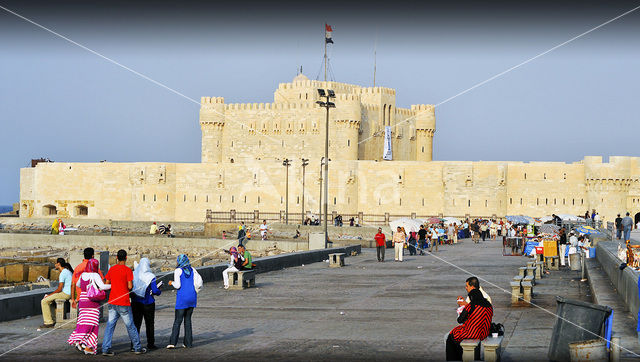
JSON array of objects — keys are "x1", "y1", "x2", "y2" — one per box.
[{"x1": 67, "y1": 259, "x2": 110, "y2": 355}]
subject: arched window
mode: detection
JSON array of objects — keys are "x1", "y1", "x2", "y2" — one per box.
[
  {"x1": 75, "y1": 205, "x2": 88, "y2": 216},
  {"x1": 43, "y1": 204, "x2": 57, "y2": 216},
  {"x1": 382, "y1": 104, "x2": 387, "y2": 126}
]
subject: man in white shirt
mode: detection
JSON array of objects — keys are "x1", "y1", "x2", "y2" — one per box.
[
  {"x1": 259, "y1": 220, "x2": 268, "y2": 240},
  {"x1": 429, "y1": 227, "x2": 439, "y2": 252}
]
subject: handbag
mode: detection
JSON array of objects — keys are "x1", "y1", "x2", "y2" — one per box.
[{"x1": 86, "y1": 278, "x2": 106, "y2": 302}]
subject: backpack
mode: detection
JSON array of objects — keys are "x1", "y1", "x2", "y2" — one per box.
[{"x1": 489, "y1": 322, "x2": 504, "y2": 336}]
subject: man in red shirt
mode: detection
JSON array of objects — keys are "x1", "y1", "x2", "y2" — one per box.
[
  {"x1": 374, "y1": 228, "x2": 386, "y2": 262},
  {"x1": 101, "y1": 249, "x2": 145, "y2": 356}
]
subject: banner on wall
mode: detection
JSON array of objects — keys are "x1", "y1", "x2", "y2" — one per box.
[{"x1": 383, "y1": 126, "x2": 393, "y2": 160}]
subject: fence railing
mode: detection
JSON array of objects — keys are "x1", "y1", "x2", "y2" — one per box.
[{"x1": 206, "y1": 209, "x2": 471, "y2": 226}]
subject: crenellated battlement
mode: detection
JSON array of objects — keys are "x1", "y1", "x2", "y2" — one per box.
[
  {"x1": 411, "y1": 104, "x2": 434, "y2": 112},
  {"x1": 201, "y1": 97, "x2": 225, "y2": 105},
  {"x1": 224, "y1": 102, "x2": 319, "y2": 111},
  {"x1": 336, "y1": 94, "x2": 360, "y2": 102},
  {"x1": 357, "y1": 87, "x2": 396, "y2": 96},
  {"x1": 334, "y1": 119, "x2": 361, "y2": 128},
  {"x1": 395, "y1": 108, "x2": 412, "y2": 117}
]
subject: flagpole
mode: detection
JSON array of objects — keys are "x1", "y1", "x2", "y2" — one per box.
[{"x1": 324, "y1": 24, "x2": 327, "y2": 82}]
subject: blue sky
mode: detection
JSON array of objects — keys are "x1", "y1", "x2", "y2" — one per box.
[{"x1": 1, "y1": 1, "x2": 639, "y2": 204}]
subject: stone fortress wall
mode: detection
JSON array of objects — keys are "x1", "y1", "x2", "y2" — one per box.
[{"x1": 18, "y1": 76, "x2": 640, "y2": 224}]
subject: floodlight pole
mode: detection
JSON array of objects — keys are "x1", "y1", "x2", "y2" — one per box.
[
  {"x1": 319, "y1": 157, "x2": 324, "y2": 226},
  {"x1": 323, "y1": 100, "x2": 329, "y2": 247},
  {"x1": 283, "y1": 158, "x2": 291, "y2": 224},
  {"x1": 317, "y1": 89, "x2": 335, "y2": 248},
  {"x1": 301, "y1": 158, "x2": 309, "y2": 224}
]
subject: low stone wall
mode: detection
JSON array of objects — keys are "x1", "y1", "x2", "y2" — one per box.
[
  {"x1": 0, "y1": 233, "x2": 308, "y2": 252},
  {"x1": 0, "y1": 245, "x2": 361, "y2": 323},
  {"x1": 595, "y1": 241, "x2": 640, "y2": 322}
]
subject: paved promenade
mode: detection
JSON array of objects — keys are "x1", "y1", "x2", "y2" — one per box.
[{"x1": 0, "y1": 238, "x2": 620, "y2": 361}]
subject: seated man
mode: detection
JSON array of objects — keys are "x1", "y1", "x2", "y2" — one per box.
[
  {"x1": 446, "y1": 276, "x2": 493, "y2": 361},
  {"x1": 238, "y1": 245, "x2": 253, "y2": 270},
  {"x1": 40, "y1": 258, "x2": 73, "y2": 328}
]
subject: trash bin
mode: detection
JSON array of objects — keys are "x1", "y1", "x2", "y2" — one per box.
[
  {"x1": 570, "y1": 253, "x2": 582, "y2": 271},
  {"x1": 568, "y1": 339, "x2": 607, "y2": 362},
  {"x1": 548, "y1": 297, "x2": 613, "y2": 362}
]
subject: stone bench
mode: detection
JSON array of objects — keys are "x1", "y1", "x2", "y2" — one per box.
[
  {"x1": 525, "y1": 267, "x2": 537, "y2": 280},
  {"x1": 544, "y1": 256, "x2": 559, "y2": 271},
  {"x1": 510, "y1": 281, "x2": 522, "y2": 305},
  {"x1": 535, "y1": 261, "x2": 544, "y2": 279},
  {"x1": 460, "y1": 339, "x2": 481, "y2": 362},
  {"x1": 482, "y1": 336, "x2": 504, "y2": 362},
  {"x1": 521, "y1": 281, "x2": 533, "y2": 304},
  {"x1": 228, "y1": 270, "x2": 256, "y2": 290},
  {"x1": 55, "y1": 298, "x2": 71, "y2": 322},
  {"x1": 329, "y1": 253, "x2": 345, "y2": 268},
  {"x1": 517, "y1": 267, "x2": 527, "y2": 278},
  {"x1": 524, "y1": 274, "x2": 535, "y2": 287}
]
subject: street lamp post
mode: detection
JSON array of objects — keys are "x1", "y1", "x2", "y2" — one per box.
[
  {"x1": 316, "y1": 89, "x2": 335, "y2": 247},
  {"x1": 283, "y1": 158, "x2": 291, "y2": 224},
  {"x1": 301, "y1": 158, "x2": 309, "y2": 224},
  {"x1": 319, "y1": 156, "x2": 324, "y2": 225}
]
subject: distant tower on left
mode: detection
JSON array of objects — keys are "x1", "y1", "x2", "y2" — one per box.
[{"x1": 199, "y1": 97, "x2": 225, "y2": 163}]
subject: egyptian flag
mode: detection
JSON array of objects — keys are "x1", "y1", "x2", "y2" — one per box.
[{"x1": 325, "y1": 24, "x2": 334, "y2": 44}]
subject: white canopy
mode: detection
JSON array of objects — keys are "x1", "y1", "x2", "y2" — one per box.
[{"x1": 389, "y1": 217, "x2": 424, "y2": 233}]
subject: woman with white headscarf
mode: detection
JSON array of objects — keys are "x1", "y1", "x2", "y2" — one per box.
[{"x1": 131, "y1": 258, "x2": 162, "y2": 350}]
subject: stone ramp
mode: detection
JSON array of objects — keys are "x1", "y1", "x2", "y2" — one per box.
[{"x1": 585, "y1": 258, "x2": 640, "y2": 360}]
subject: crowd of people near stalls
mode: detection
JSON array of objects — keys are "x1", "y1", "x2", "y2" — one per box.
[{"x1": 38, "y1": 243, "x2": 253, "y2": 356}]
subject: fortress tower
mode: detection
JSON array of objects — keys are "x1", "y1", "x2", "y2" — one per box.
[
  {"x1": 412, "y1": 104, "x2": 436, "y2": 162},
  {"x1": 198, "y1": 75, "x2": 435, "y2": 163},
  {"x1": 200, "y1": 97, "x2": 225, "y2": 163}
]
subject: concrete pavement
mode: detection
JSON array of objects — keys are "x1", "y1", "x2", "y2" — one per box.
[{"x1": 0, "y1": 238, "x2": 607, "y2": 361}]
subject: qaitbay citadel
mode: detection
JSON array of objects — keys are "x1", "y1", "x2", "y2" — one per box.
[{"x1": 18, "y1": 74, "x2": 640, "y2": 224}]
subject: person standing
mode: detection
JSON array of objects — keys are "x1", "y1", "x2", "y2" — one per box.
[
  {"x1": 68, "y1": 259, "x2": 110, "y2": 355},
  {"x1": 594, "y1": 213, "x2": 601, "y2": 228},
  {"x1": 480, "y1": 222, "x2": 488, "y2": 242},
  {"x1": 40, "y1": 258, "x2": 73, "y2": 328},
  {"x1": 558, "y1": 228, "x2": 568, "y2": 266},
  {"x1": 622, "y1": 212, "x2": 634, "y2": 242},
  {"x1": 71, "y1": 248, "x2": 104, "y2": 309},
  {"x1": 453, "y1": 223, "x2": 459, "y2": 244},
  {"x1": 102, "y1": 250, "x2": 145, "y2": 356},
  {"x1": 490, "y1": 221, "x2": 497, "y2": 240},
  {"x1": 429, "y1": 226, "x2": 439, "y2": 252},
  {"x1": 418, "y1": 225, "x2": 428, "y2": 253},
  {"x1": 374, "y1": 228, "x2": 386, "y2": 262},
  {"x1": 131, "y1": 258, "x2": 162, "y2": 350},
  {"x1": 167, "y1": 255, "x2": 203, "y2": 349},
  {"x1": 393, "y1": 227, "x2": 406, "y2": 262},
  {"x1": 615, "y1": 214, "x2": 623, "y2": 240}
]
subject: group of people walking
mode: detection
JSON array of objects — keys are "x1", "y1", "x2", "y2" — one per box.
[{"x1": 41, "y1": 247, "x2": 202, "y2": 355}]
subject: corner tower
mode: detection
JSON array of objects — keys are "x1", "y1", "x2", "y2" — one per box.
[
  {"x1": 200, "y1": 97, "x2": 225, "y2": 163},
  {"x1": 412, "y1": 104, "x2": 436, "y2": 161}
]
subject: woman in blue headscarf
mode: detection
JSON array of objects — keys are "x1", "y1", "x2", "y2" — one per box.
[{"x1": 167, "y1": 254, "x2": 203, "y2": 349}]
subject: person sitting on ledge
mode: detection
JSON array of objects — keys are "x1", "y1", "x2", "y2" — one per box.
[
  {"x1": 238, "y1": 245, "x2": 253, "y2": 270},
  {"x1": 222, "y1": 247, "x2": 245, "y2": 289},
  {"x1": 446, "y1": 276, "x2": 493, "y2": 361},
  {"x1": 40, "y1": 258, "x2": 74, "y2": 328}
]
